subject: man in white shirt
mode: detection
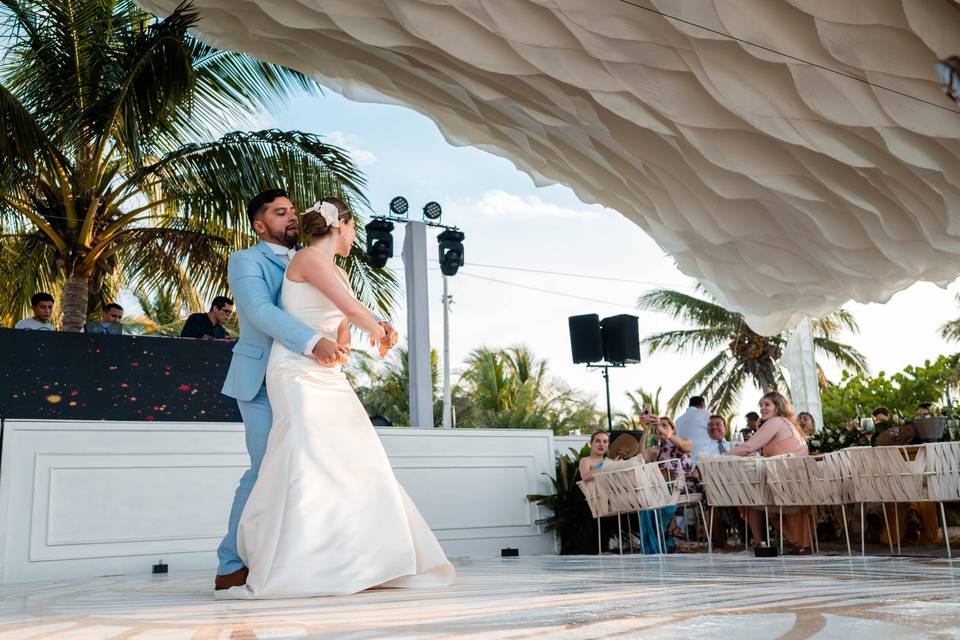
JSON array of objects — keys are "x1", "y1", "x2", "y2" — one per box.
[
  {"x1": 675, "y1": 395, "x2": 713, "y2": 465},
  {"x1": 15, "y1": 292, "x2": 56, "y2": 330}
]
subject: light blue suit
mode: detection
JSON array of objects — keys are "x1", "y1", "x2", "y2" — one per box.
[{"x1": 217, "y1": 241, "x2": 316, "y2": 575}]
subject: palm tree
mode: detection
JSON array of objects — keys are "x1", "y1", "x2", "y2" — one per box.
[
  {"x1": 940, "y1": 293, "x2": 960, "y2": 343},
  {"x1": 637, "y1": 288, "x2": 869, "y2": 415},
  {"x1": 613, "y1": 386, "x2": 662, "y2": 430},
  {"x1": 456, "y1": 345, "x2": 597, "y2": 433},
  {"x1": 0, "y1": 0, "x2": 397, "y2": 330},
  {"x1": 123, "y1": 286, "x2": 188, "y2": 335}
]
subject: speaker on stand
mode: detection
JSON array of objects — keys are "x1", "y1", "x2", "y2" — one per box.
[{"x1": 568, "y1": 313, "x2": 640, "y2": 431}]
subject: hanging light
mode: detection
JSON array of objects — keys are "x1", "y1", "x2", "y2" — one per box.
[
  {"x1": 365, "y1": 219, "x2": 395, "y2": 268},
  {"x1": 437, "y1": 228, "x2": 464, "y2": 276}
]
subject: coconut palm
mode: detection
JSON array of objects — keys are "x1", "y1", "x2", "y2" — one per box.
[
  {"x1": 456, "y1": 345, "x2": 597, "y2": 433},
  {"x1": 0, "y1": 0, "x2": 397, "y2": 331},
  {"x1": 637, "y1": 288, "x2": 869, "y2": 415}
]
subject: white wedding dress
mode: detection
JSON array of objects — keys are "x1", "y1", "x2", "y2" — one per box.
[{"x1": 217, "y1": 269, "x2": 455, "y2": 599}]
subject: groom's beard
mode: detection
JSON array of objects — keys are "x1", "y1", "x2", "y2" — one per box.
[{"x1": 266, "y1": 226, "x2": 299, "y2": 248}]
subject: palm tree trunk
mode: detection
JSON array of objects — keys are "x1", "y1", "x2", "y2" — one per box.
[{"x1": 61, "y1": 273, "x2": 90, "y2": 332}]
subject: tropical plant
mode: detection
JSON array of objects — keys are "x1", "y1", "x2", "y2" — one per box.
[
  {"x1": 637, "y1": 288, "x2": 869, "y2": 415},
  {"x1": 455, "y1": 345, "x2": 598, "y2": 434},
  {"x1": 527, "y1": 443, "x2": 597, "y2": 554},
  {"x1": 820, "y1": 354, "x2": 960, "y2": 427},
  {"x1": 0, "y1": 0, "x2": 397, "y2": 331}
]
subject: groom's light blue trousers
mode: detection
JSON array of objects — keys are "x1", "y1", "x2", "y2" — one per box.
[{"x1": 217, "y1": 385, "x2": 272, "y2": 575}]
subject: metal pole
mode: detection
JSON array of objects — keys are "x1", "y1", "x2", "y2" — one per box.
[
  {"x1": 441, "y1": 276, "x2": 452, "y2": 428},
  {"x1": 402, "y1": 221, "x2": 433, "y2": 428},
  {"x1": 603, "y1": 366, "x2": 612, "y2": 431}
]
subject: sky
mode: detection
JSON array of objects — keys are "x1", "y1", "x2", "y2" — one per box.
[{"x1": 186, "y1": 90, "x2": 960, "y2": 430}]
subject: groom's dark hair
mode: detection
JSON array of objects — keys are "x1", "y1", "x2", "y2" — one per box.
[{"x1": 247, "y1": 188, "x2": 289, "y2": 226}]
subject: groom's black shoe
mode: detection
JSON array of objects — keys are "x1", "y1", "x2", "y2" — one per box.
[{"x1": 215, "y1": 566, "x2": 249, "y2": 591}]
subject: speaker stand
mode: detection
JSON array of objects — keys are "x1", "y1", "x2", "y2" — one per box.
[{"x1": 587, "y1": 362, "x2": 625, "y2": 431}]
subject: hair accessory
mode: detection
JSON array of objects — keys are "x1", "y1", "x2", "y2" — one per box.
[{"x1": 304, "y1": 200, "x2": 341, "y2": 229}]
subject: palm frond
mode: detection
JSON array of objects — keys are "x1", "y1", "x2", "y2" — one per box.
[
  {"x1": 643, "y1": 327, "x2": 731, "y2": 355},
  {"x1": 811, "y1": 308, "x2": 860, "y2": 337},
  {"x1": 665, "y1": 350, "x2": 732, "y2": 416},
  {"x1": 813, "y1": 337, "x2": 869, "y2": 376},
  {"x1": 637, "y1": 288, "x2": 739, "y2": 328}
]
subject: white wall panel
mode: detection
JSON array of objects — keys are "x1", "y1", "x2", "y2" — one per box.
[{"x1": 0, "y1": 420, "x2": 557, "y2": 583}]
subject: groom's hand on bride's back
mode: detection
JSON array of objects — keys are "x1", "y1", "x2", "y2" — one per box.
[{"x1": 311, "y1": 337, "x2": 343, "y2": 367}]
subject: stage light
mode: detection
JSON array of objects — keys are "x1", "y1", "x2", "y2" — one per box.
[
  {"x1": 423, "y1": 201, "x2": 442, "y2": 221},
  {"x1": 936, "y1": 56, "x2": 960, "y2": 107},
  {"x1": 389, "y1": 196, "x2": 409, "y2": 218},
  {"x1": 365, "y1": 219, "x2": 395, "y2": 268},
  {"x1": 437, "y1": 228, "x2": 464, "y2": 276}
]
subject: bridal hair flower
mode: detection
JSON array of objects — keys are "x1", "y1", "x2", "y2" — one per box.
[{"x1": 304, "y1": 200, "x2": 341, "y2": 228}]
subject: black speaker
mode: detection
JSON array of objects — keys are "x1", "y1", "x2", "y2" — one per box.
[
  {"x1": 601, "y1": 314, "x2": 640, "y2": 364},
  {"x1": 569, "y1": 314, "x2": 603, "y2": 364}
]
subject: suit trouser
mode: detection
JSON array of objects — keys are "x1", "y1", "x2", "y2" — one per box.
[{"x1": 217, "y1": 385, "x2": 272, "y2": 575}]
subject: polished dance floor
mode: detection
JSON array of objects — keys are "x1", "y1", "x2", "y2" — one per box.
[{"x1": 2, "y1": 554, "x2": 959, "y2": 639}]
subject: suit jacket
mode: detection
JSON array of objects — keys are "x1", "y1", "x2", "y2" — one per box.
[{"x1": 221, "y1": 241, "x2": 316, "y2": 401}]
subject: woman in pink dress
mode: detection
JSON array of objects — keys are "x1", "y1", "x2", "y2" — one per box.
[{"x1": 728, "y1": 391, "x2": 812, "y2": 553}]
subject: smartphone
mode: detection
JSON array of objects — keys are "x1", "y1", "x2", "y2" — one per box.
[{"x1": 643, "y1": 403, "x2": 653, "y2": 416}]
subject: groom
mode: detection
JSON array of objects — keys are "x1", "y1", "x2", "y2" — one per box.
[{"x1": 215, "y1": 188, "x2": 396, "y2": 590}]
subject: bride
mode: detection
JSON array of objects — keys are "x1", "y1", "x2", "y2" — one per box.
[{"x1": 217, "y1": 197, "x2": 455, "y2": 599}]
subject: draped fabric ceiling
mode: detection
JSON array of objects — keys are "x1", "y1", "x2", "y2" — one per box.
[{"x1": 139, "y1": 0, "x2": 960, "y2": 334}]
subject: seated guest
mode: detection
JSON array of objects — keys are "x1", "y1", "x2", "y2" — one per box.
[
  {"x1": 708, "y1": 415, "x2": 731, "y2": 453},
  {"x1": 638, "y1": 416, "x2": 696, "y2": 552},
  {"x1": 869, "y1": 407, "x2": 891, "y2": 448},
  {"x1": 706, "y1": 414, "x2": 739, "y2": 548},
  {"x1": 578, "y1": 430, "x2": 610, "y2": 482},
  {"x1": 743, "y1": 411, "x2": 760, "y2": 439},
  {"x1": 676, "y1": 395, "x2": 713, "y2": 465},
  {"x1": 728, "y1": 391, "x2": 812, "y2": 554},
  {"x1": 797, "y1": 411, "x2": 817, "y2": 438},
  {"x1": 84, "y1": 303, "x2": 124, "y2": 334},
  {"x1": 15, "y1": 293, "x2": 56, "y2": 330},
  {"x1": 181, "y1": 296, "x2": 234, "y2": 340}
]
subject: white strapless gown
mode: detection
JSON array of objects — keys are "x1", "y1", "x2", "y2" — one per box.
[{"x1": 217, "y1": 273, "x2": 455, "y2": 599}]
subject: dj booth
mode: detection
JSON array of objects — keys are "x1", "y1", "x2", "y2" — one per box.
[{"x1": 0, "y1": 330, "x2": 557, "y2": 583}]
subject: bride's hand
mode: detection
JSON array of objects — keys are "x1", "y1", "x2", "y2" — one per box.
[{"x1": 369, "y1": 321, "x2": 398, "y2": 357}]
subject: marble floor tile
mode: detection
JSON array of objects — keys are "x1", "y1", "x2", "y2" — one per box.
[{"x1": 1, "y1": 555, "x2": 959, "y2": 639}]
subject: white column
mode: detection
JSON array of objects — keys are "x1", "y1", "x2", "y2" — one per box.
[{"x1": 402, "y1": 221, "x2": 434, "y2": 428}]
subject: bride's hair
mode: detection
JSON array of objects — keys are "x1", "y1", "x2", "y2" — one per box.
[{"x1": 301, "y1": 197, "x2": 353, "y2": 239}]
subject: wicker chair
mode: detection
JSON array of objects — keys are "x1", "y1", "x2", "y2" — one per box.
[
  {"x1": 845, "y1": 445, "x2": 929, "y2": 555},
  {"x1": 577, "y1": 457, "x2": 703, "y2": 555},
  {"x1": 764, "y1": 453, "x2": 853, "y2": 555},
  {"x1": 922, "y1": 441, "x2": 960, "y2": 558},
  {"x1": 697, "y1": 454, "x2": 776, "y2": 552}
]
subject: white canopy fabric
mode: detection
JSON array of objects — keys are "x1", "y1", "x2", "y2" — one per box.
[{"x1": 138, "y1": 0, "x2": 960, "y2": 333}]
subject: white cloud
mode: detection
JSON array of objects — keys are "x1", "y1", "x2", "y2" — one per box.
[
  {"x1": 326, "y1": 131, "x2": 378, "y2": 167},
  {"x1": 446, "y1": 190, "x2": 607, "y2": 220}
]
